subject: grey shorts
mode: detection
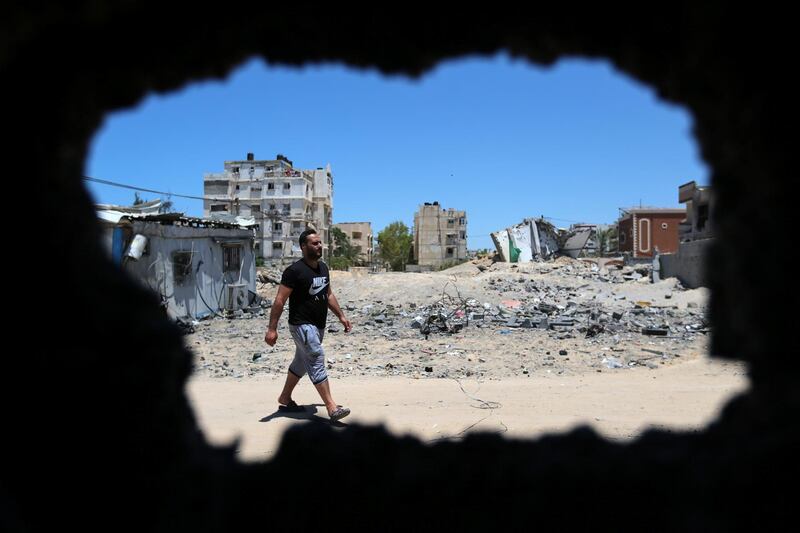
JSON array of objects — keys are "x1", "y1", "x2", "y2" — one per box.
[{"x1": 288, "y1": 323, "x2": 328, "y2": 385}]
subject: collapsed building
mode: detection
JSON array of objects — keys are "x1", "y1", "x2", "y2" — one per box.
[
  {"x1": 491, "y1": 217, "x2": 594, "y2": 262},
  {"x1": 97, "y1": 203, "x2": 259, "y2": 321}
]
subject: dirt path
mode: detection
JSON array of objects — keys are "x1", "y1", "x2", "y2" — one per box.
[{"x1": 187, "y1": 356, "x2": 748, "y2": 462}]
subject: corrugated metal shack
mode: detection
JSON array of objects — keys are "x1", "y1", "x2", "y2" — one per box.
[{"x1": 97, "y1": 204, "x2": 258, "y2": 320}]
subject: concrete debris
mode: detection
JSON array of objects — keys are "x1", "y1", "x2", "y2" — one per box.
[
  {"x1": 192, "y1": 253, "x2": 709, "y2": 380},
  {"x1": 175, "y1": 317, "x2": 197, "y2": 335},
  {"x1": 560, "y1": 228, "x2": 593, "y2": 259}
]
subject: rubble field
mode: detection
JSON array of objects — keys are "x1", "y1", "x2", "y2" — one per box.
[{"x1": 188, "y1": 256, "x2": 713, "y2": 380}]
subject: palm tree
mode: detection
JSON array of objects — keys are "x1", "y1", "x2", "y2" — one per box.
[{"x1": 595, "y1": 226, "x2": 618, "y2": 256}]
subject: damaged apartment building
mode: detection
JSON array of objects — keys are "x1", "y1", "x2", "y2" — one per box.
[
  {"x1": 203, "y1": 153, "x2": 333, "y2": 261},
  {"x1": 332, "y1": 222, "x2": 373, "y2": 265},
  {"x1": 410, "y1": 202, "x2": 467, "y2": 270}
]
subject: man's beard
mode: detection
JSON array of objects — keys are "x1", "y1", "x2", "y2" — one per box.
[{"x1": 305, "y1": 248, "x2": 322, "y2": 260}]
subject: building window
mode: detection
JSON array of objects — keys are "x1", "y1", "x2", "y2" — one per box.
[
  {"x1": 251, "y1": 204, "x2": 261, "y2": 214},
  {"x1": 620, "y1": 232, "x2": 626, "y2": 244},
  {"x1": 210, "y1": 204, "x2": 228, "y2": 212},
  {"x1": 447, "y1": 219, "x2": 455, "y2": 228},
  {"x1": 460, "y1": 231, "x2": 466, "y2": 239},
  {"x1": 446, "y1": 247, "x2": 455, "y2": 257},
  {"x1": 272, "y1": 242, "x2": 283, "y2": 250},
  {"x1": 267, "y1": 183, "x2": 275, "y2": 190},
  {"x1": 697, "y1": 204, "x2": 709, "y2": 231},
  {"x1": 459, "y1": 217, "x2": 466, "y2": 225},
  {"x1": 352, "y1": 231, "x2": 362, "y2": 240},
  {"x1": 274, "y1": 222, "x2": 282, "y2": 231},
  {"x1": 661, "y1": 222, "x2": 668, "y2": 230},
  {"x1": 283, "y1": 203, "x2": 290, "y2": 213},
  {"x1": 284, "y1": 183, "x2": 291, "y2": 190},
  {"x1": 172, "y1": 251, "x2": 193, "y2": 286},
  {"x1": 223, "y1": 245, "x2": 242, "y2": 273},
  {"x1": 235, "y1": 185, "x2": 240, "y2": 190}
]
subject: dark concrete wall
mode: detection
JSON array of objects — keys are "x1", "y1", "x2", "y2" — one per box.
[
  {"x1": 661, "y1": 239, "x2": 713, "y2": 288},
  {"x1": 4, "y1": 4, "x2": 795, "y2": 531}
]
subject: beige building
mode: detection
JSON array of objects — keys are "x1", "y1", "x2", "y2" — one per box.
[
  {"x1": 332, "y1": 222, "x2": 373, "y2": 265},
  {"x1": 413, "y1": 201, "x2": 467, "y2": 268},
  {"x1": 203, "y1": 153, "x2": 333, "y2": 260}
]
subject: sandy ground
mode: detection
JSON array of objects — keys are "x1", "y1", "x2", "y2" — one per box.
[
  {"x1": 186, "y1": 257, "x2": 738, "y2": 461},
  {"x1": 187, "y1": 356, "x2": 748, "y2": 462}
]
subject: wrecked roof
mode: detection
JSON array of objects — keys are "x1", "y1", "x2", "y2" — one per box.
[
  {"x1": 96, "y1": 207, "x2": 258, "y2": 230},
  {"x1": 95, "y1": 199, "x2": 164, "y2": 215}
]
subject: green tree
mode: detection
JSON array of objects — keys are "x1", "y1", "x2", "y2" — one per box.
[
  {"x1": 378, "y1": 221, "x2": 413, "y2": 271},
  {"x1": 328, "y1": 256, "x2": 352, "y2": 271},
  {"x1": 595, "y1": 226, "x2": 619, "y2": 256}
]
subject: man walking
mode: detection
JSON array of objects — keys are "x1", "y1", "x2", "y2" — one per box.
[{"x1": 264, "y1": 229, "x2": 352, "y2": 421}]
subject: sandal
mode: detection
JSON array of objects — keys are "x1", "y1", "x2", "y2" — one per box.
[
  {"x1": 329, "y1": 406, "x2": 350, "y2": 421},
  {"x1": 278, "y1": 400, "x2": 304, "y2": 412}
]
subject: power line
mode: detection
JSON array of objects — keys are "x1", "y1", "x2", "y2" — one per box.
[
  {"x1": 85, "y1": 174, "x2": 316, "y2": 224},
  {"x1": 83, "y1": 175, "x2": 207, "y2": 201},
  {"x1": 85, "y1": 175, "x2": 608, "y2": 229}
]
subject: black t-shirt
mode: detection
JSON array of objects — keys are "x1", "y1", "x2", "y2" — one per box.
[{"x1": 280, "y1": 259, "x2": 330, "y2": 329}]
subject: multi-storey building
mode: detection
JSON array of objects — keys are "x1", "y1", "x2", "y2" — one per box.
[
  {"x1": 204, "y1": 153, "x2": 333, "y2": 259},
  {"x1": 332, "y1": 222, "x2": 373, "y2": 265},
  {"x1": 412, "y1": 201, "x2": 467, "y2": 268}
]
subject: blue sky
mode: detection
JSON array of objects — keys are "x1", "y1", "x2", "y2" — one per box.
[{"x1": 86, "y1": 53, "x2": 708, "y2": 250}]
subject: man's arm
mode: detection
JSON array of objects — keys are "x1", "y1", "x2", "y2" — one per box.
[
  {"x1": 327, "y1": 286, "x2": 352, "y2": 333},
  {"x1": 265, "y1": 284, "x2": 293, "y2": 345}
]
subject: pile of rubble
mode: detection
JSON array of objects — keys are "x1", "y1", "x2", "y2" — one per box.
[
  {"x1": 241, "y1": 259, "x2": 708, "y2": 344},
  {"x1": 257, "y1": 268, "x2": 282, "y2": 285},
  {"x1": 188, "y1": 255, "x2": 710, "y2": 379}
]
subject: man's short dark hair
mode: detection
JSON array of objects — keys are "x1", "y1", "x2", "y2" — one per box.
[{"x1": 299, "y1": 229, "x2": 318, "y2": 247}]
